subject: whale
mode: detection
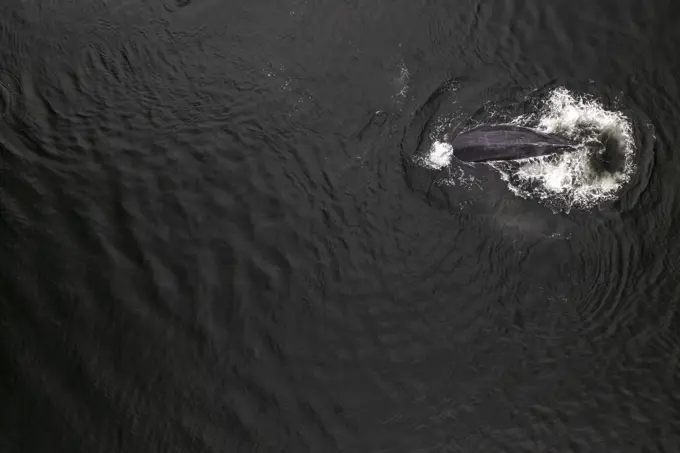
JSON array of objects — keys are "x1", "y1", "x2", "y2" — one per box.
[{"x1": 450, "y1": 124, "x2": 578, "y2": 163}]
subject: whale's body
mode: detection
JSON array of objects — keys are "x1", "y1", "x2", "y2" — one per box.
[{"x1": 450, "y1": 124, "x2": 577, "y2": 162}]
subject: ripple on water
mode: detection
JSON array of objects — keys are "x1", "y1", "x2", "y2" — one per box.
[{"x1": 0, "y1": 69, "x2": 25, "y2": 123}]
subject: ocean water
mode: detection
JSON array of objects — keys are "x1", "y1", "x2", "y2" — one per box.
[{"x1": 2, "y1": 0, "x2": 680, "y2": 451}]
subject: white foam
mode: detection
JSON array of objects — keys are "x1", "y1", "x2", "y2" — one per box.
[
  {"x1": 494, "y1": 87, "x2": 636, "y2": 210},
  {"x1": 420, "y1": 140, "x2": 453, "y2": 169},
  {"x1": 393, "y1": 61, "x2": 410, "y2": 100}
]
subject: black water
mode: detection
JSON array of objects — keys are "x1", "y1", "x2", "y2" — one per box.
[{"x1": 2, "y1": 0, "x2": 680, "y2": 451}]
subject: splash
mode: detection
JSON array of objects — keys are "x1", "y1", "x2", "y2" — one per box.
[
  {"x1": 417, "y1": 87, "x2": 637, "y2": 211},
  {"x1": 418, "y1": 140, "x2": 453, "y2": 169},
  {"x1": 493, "y1": 87, "x2": 636, "y2": 210}
]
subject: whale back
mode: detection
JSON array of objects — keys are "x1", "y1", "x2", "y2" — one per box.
[{"x1": 450, "y1": 124, "x2": 577, "y2": 162}]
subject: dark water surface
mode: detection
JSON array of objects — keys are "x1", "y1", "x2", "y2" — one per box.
[{"x1": 2, "y1": 0, "x2": 680, "y2": 451}]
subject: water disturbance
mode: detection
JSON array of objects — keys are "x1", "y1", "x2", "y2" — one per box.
[
  {"x1": 2, "y1": 1, "x2": 680, "y2": 452},
  {"x1": 418, "y1": 87, "x2": 640, "y2": 211}
]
